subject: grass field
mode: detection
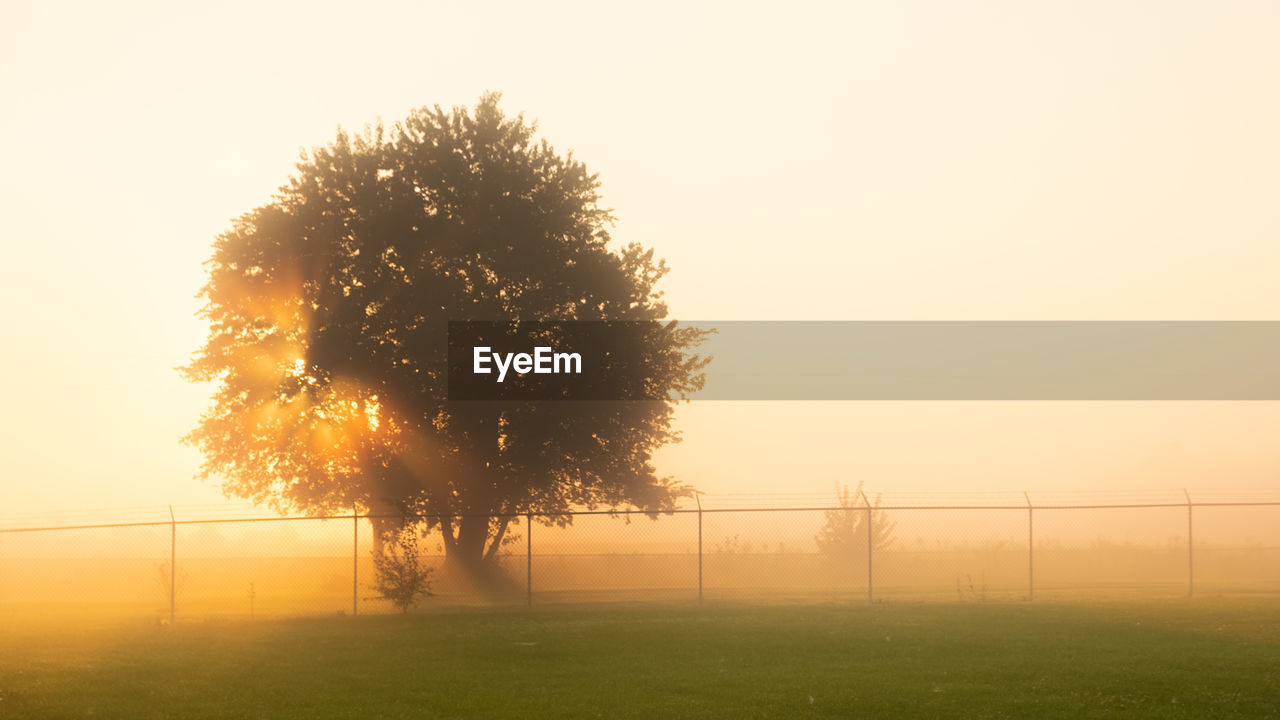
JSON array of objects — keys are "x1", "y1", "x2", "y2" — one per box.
[{"x1": 1, "y1": 600, "x2": 1277, "y2": 719}]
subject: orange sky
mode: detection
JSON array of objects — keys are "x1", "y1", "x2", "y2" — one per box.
[{"x1": 2, "y1": 1, "x2": 1280, "y2": 523}]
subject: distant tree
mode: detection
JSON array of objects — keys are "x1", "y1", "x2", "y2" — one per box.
[
  {"x1": 183, "y1": 93, "x2": 710, "y2": 588},
  {"x1": 814, "y1": 482, "x2": 895, "y2": 560},
  {"x1": 153, "y1": 561, "x2": 188, "y2": 621},
  {"x1": 715, "y1": 534, "x2": 755, "y2": 554},
  {"x1": 370, "y1": 521, "x2": 435, "y2": 613}
]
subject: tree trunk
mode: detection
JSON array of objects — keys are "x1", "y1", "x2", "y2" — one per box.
[{"x1": 440, "y1": 512, "x2": 513, "y2": 592}]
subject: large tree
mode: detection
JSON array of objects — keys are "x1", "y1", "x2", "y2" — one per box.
[{"x1": 184, "y1": 94, "x2": 708, "y2": 585}]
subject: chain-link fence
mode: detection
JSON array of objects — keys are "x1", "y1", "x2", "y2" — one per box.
[{"x1": 2, "y1": 493, "x2": 1278, "y2": 624}]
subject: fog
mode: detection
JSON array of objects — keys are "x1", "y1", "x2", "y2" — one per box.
[{"x1": 3, "y1": 498, "x2": 1277, "y2": 631}]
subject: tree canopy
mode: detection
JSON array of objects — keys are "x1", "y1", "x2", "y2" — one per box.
[{"x1": 184, "y1": 93, "x2": 709, "y2": 582}]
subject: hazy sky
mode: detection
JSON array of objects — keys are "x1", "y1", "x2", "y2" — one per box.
[{"x1": 3, "y1": 1, "x2": 1280, "y2": 522}]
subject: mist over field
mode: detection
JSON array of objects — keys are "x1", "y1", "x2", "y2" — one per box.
[{"x1": 4, "y1": 493, "x2": 1277, "y2": 630}]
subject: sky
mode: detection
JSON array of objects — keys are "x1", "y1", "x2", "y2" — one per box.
[{"x1": 2, "y1": 0, "x2": 1280, "y2": 524}]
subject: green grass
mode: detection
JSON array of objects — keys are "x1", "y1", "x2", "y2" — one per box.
[{"x1": 2, "y1": 600, "x2": 1278, "y2": 719}]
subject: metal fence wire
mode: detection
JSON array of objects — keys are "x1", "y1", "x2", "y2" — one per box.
[{"x1": 1, "y1": 492, "x2": 1278, "y2": 622}]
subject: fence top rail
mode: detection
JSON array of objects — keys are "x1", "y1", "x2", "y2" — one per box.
[{"x1": 2, "y1": 500, "x2": 1279, "y2": 534}]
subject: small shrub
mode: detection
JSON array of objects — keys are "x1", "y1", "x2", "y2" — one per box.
[
  {"x1": 153, "y1": 561, "x2": 188, "y2": 617},
  {"x1": 370, "y1": 521, "x2": 435, "y2": 613}
]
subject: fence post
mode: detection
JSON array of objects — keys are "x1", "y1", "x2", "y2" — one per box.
[
  {"x1": 860, "y1": 489, "x2": 873, "y2": 604},
  {"x1": 526, "y1": 511, "x2": 533, "y2": 608},
  {"x1": 696, "y1": 493, "x2": 703, "y2": 606},
  {"x1": 168, "y1": 505, "x2": 176, "y2": 626},
  {"x1": 1024, "y1": 491, "x2": 1034, "y2": 601},
  {"x1": 1184, "y1": 489, "x2": 1193, "y2": 598},
  {"x1": 352, "y1": 507, "x2": 359, "y2": 617}
]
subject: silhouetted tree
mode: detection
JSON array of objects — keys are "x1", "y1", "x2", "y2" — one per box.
[
  {"x1": 183, "y1": 93, "x2": 709, "y2": 588},
  {"x1": 815, "y1": 482, "x2": 895, "y2": 561}
]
